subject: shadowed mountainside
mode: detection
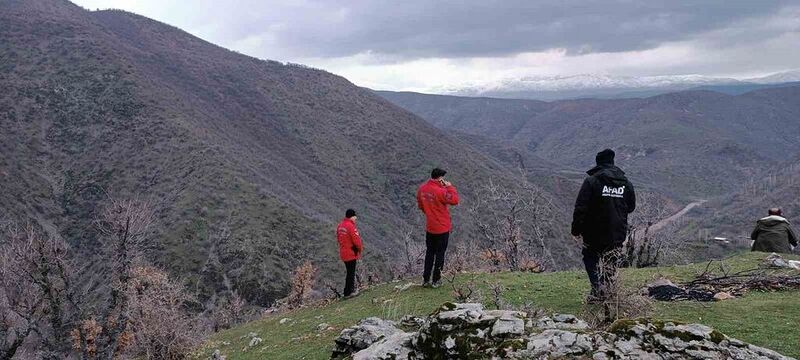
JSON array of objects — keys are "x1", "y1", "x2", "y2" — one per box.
[{"x1": 0, "y1": 0, "x2": 579, "y2": 306}]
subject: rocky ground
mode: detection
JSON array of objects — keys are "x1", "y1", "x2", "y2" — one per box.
[{"x1": 332, "y1": 302, "x2": 794, "y2": 360}]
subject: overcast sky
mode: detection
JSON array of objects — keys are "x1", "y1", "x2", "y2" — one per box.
[{"x1": 73, "y1": 0, "x2": 800, "y2": 92}]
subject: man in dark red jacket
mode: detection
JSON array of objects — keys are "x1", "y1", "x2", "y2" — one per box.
[
  {"x1": 417, "y1": 168, "x2": 460, "y2": 287},
  {"x1": 337, "y1": 209, "x2": 363, "y2": 297}
]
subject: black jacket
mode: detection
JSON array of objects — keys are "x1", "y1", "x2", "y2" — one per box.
[{"x1": 571, "y1": 164, "x2": 636, "y2": 253}]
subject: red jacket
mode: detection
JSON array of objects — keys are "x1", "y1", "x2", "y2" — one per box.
[
  {"x1": 417, "y1": 179, "x2": 460, "y2": 234},
  {"x1": 337, "y1": 218, "x2": 363, "y2": 262}
]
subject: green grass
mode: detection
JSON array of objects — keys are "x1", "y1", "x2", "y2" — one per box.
[{"x1": 194, "y1": 252, "x2": 800, "y2": 359}]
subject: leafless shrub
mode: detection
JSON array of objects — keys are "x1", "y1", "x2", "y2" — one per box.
[
  {"x1": 210, "y1": 292, "x2": 250, "y2": 331},
  {"x1": 478, "y1": 248, "x2": 506, "y2": 272},
  {"x1": 357, "y1": 263, "x2": 383, "y2": 290},
  {"x1": 444, "y1": 271, "x2": 480, "y2": 302},
  {"x1": 446, "y1": 238, "x2": 478, "y2": 274},
  {"x1": 321, "y1": 281, "x2": 342, "y2": 302},
  {"x1": 1, "y1": 198, "x2": 204, "y2": 359},
  {"x1": 484, "y1": 281, "x2": 507, "y2": 310},
  {"x1": 0, "y1": 224, "x2": 80, "y2": 358},
  {"x1": 511, "y1": 301, "x2": 545, "y2": 319},
  {"x1": 125, "y1": 266, "x2": 201, "y2": 359},
  {"x1": 283, "y1": 260, "x2": 318, "y2": 309},
  {"x1": 392, "y1": 231, "x2": 425, "y2": 280},
  {"x1": 469, "y1": 180, "x2": 556, "y2": 272},
  {"x1": 581, "y1": 251, "x2": 653, "y2": 326}
]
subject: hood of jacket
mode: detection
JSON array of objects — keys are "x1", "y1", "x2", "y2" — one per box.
[
  {"x1": 587, "y1": 164, "x2": 628, "y2": 186},
  {"x1": 758, "y1": 215, "x2": 790, "y2": 227}
]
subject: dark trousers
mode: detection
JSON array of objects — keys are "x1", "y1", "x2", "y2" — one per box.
[
  {"x1": 423, "y1": 232, "x2": 449, "y2": 283},
  {"x1": 582, "y1": 249, "x2": 619, "y2": 298},
  {"x1": 343, "y1": 260, "x2": 357, "y2": 296}
]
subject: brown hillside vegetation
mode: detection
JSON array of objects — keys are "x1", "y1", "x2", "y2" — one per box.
[{"x1": 0, "y1": 0, "x2": 578, "y2": 308}]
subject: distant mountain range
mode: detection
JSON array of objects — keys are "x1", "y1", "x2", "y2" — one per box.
[
  {"x1": 377, "y1": 85, "x2": 800, "y2": 201},
  {"x1": 427, "y1": 70, "x2": 800, "y2": 101}
]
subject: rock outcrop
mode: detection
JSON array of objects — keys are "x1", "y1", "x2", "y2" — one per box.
[{"x1": 332, "y1": 302, "x2": 795, "y2": 359}]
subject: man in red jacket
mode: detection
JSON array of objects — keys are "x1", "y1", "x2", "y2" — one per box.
[
  {"x1": 417, "y1": 168, "x2": 460, "y2": 288},
  {"x1": 337, "y1": 209, "x2": 363, "y2": 297}
]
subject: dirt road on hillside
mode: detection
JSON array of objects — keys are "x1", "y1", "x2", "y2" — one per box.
[{"x1": 649, "y1": 200, "x2": 707, "y2": 232}]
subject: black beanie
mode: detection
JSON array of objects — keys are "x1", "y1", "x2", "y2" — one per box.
[
  {"x1": 431, "y1": 168, "x2": 447, "y2": 179},
  {"x1": 345, "y1": 209, "x2": 356, "y2": 218},
  {"x1": 596, "y1": 149, "x2": 615, "y2": 166}
]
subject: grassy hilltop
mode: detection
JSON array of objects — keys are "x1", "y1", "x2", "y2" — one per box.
[{"x1": 194, "y1": 252, "x2": 800, "y2": 359}]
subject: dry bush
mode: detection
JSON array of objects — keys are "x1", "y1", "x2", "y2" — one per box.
[
  {"x1": 581, "y1": 251, "x2": 653, "y2": 326},
  {"x1": 321, "y1": 280, "x2": 343, "y2": 302},
  {"x1": 445, "y1": 238, "x2": 479, "y2": 274},
  {"x1": 126, "y1": 266, "x2": 201, "y2": 359},
  {"x1": 444, "y1": 271, "x2": 480, "y2": 302},
  {"x1": 392, "y1": 231, "x2": 425, "y2": 280},
  {"x1": 283, "y1": 260, "x2": 318, "y2": 309},
  {"x1": 357, "y1": 263, "x2": 384, "y2": 290},
  {"x1": 484, "y1": 281, "x2": 507, "y2": 310},
  {"x1": 211, "y1": 292, "x2": 249, "y2": 331},
  {"x1": 1, "y1": 198, "x2": 205, "y2": 359},
  {"x1": 478, "y1": 248, "x2": 507, "y2": 272},
  {"x1": 518, "y1": 258, "x2": 545, "y2": 273},
  {"x1": 469, "y1": 180, "x2": 556, "y2": 272}
]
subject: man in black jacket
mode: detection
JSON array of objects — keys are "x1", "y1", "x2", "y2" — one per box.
[{"x1": 571, "y1": 149, "x2": 636, "y2": 301}]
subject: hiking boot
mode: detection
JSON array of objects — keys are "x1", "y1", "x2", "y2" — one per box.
[
  {"x1": 431, "y1": 281, "x2": 442, "y2": 289},
  {"x1": 422, "y1": 282, "x2": 432, "y2": 288},
  {"x1": 344, "y1": 290, "x2": 360, "y2": 299}
]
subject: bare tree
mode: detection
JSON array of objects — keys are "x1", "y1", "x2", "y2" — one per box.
[
  {"x1": 0, "y1": 225, "x2": 82, "y2": 358},
  {"x1": 468, "y1": 180, "x2": 556, "y2": 272},
  {"x1": 1, "y1": 198, "x2": 205, "y2": 359},
  {"x1": 72, "y1": 197, "x2": 157, "y2": 358}
]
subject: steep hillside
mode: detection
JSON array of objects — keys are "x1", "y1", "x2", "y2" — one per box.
[
  {"x1": 378, "y1": 88, "x2": 800, "y2": 200},
  {"x1": 0, "y1": 0, "x2": 580, "y2": 307}
]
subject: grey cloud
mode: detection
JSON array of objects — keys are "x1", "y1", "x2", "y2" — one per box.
[{"x1": 195, "y1": 0, "x2": 796, "y2": 60}]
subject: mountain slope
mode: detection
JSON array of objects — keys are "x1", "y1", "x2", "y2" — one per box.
[
  {"x1": 0, "y1": 0, "x2": 580, "y2": 306},
  {"x1": 377, "y1": 88, "x2": 800, "y2": 200}
]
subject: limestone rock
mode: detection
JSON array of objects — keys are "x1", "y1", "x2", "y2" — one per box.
[
  {"x1": 247, "y1": 337, "x2": 262, "y2": 347},
  {"x1": 534, "y1": 314, "x2": 589, "y2": 331},
  {"x1": 331, "y1": 317, "x2": 402, "y2": 359},
  {"x1": 491, "y1": 316, "x2": 525, "y2": 337},
  {"x1": 210, "y1": 349, "x2": 226, "y2": 360},
  {"x1": 353, "y1": 332, "x2": 414, "y2": 360},
  {"x1": 334, "y1": 303, "x2": 794, "y2": 360},
  {"x1": 763, "y1": 253, "x2": 800, "y2": 270},
  {"x1": 400, "y1": 315, "x2": 426, "y2": 329}
]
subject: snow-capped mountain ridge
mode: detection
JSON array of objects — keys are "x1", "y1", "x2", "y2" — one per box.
[{"x1": 432, "y1": 69, "x2": 800, "y2": 100}]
